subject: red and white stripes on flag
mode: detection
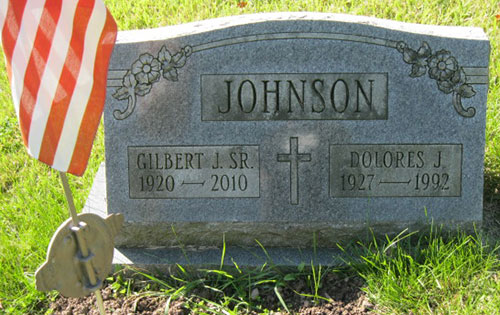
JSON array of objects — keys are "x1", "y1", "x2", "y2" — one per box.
[{"x1": 0, "y1": 0, "x2": 117, "y2": 176}]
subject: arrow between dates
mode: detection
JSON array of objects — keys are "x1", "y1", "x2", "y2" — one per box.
[
  {"x1": 379, "y1": 179, "x2": 411, "y2": 185},
  {"x1": 182, "y1": 180, "x2": 205, "y2": 186}
]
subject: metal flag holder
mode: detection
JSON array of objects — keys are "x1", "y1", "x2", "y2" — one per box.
[{"x1": 35, "y1": 172, "x2": 123, "y2": 315}]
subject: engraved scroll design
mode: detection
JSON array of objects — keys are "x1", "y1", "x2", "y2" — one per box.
[
  {"x1": 396, "y1": 41, "x2": 476, "y2": 118},
  {"x1": 112, "y1": 45, "x2": 192, "y2": 120}
]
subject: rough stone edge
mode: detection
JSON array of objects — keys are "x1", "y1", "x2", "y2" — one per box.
[
  {"x1": 116, "y1": 12, "x2": 487, "y2": 44},
  {"x1": 114, "y1": 220, "x2": 481, "y2": 248},
  {"x1": 113, "y1": 246, "x2": 350, "y2": 271}
]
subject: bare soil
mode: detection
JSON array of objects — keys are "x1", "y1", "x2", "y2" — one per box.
[
  {"x1": 50, "y1": 273, "x2": 374, "y2": 314},
  {"x1": 49, "y1": 201, "x2": 500, "y2": 314}
]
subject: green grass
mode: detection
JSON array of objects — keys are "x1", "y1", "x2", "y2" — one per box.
[
  {"x1": 351, "y1": 230, "x2": 500, "y2": 313},
  {"x1": 102, "y1": 231, "x2": 499, "y2": 314},
  {"x1": 1, "y1": 0, "x2": 499, "y2": 313}
]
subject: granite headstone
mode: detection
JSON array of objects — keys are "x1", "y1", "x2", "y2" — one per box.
[{"x1": 85, "y1": 13, "x2": 490, "y2": 267}]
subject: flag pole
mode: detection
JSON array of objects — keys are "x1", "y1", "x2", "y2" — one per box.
[
  {"x1": 59, "y1": 172, "x2": 79, "y2": 226},
  {"x1": 59, "y1": 172, "x2": 106, "y2": 315}
]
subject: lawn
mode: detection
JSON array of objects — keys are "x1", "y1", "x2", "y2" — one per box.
[{"x1": 0, "y1": 0, "x2": 499, "y2": 313}]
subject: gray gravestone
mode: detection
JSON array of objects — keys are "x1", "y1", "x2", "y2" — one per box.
[{"x1": 85, "y1": 13, "x2": 489, "y2": 267}]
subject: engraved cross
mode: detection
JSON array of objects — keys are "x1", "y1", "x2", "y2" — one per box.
[{"x1": 277, "y1": 137, "x2": 311, "y2": 205}]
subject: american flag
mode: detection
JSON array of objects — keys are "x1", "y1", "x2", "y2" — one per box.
[{"x1": 0, "y1": 0, "x2": 117, "y2": 176}]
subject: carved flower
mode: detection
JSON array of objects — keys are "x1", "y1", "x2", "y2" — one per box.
[
  {"x1": 428, "y1": 50, "x2": 458, "y2": 81},
  {"x1": 131, "y1": 53, "x2": 161, "y2": 84}
]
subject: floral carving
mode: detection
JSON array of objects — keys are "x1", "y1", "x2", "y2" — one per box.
[
  {"x1": 158, "y1": 46, "x2": 189, "y2": 81},
  {"x1": 428, "y1": 50, "x2": 458, "y2": 81},
  {"x1": 112, "y1": 45, "x2": 192, "y2": 120},
  {"x1": 400, "y1": 41, "x2": 431, "y2": 78},
  {"x1": 132, "y1": 53, "x2": 161, "y2": 84},
  {"x1": 396, "y1": 41, "x2": 476, "y2": 117}
]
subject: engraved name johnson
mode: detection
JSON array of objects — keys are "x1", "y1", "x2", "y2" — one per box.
[{"x1": 201, "y1": 73, "x2": 388, "y2": 121}]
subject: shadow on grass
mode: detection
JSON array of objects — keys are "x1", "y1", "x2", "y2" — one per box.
[{"x1": 484, "y1": 166, "x2": 500, "y2": 202}]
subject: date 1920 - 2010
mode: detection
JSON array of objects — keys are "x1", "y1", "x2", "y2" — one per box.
[{"x1": 138, "y1": 173, "x2": 250, "y2": 193}]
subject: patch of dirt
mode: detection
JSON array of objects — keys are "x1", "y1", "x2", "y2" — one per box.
[
  {"x1": 49, "y1": 273, "x2": 374, "y2": 314},
  {"x1": 50, "y1": 287, "x2": 169, "y2": 314}
]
